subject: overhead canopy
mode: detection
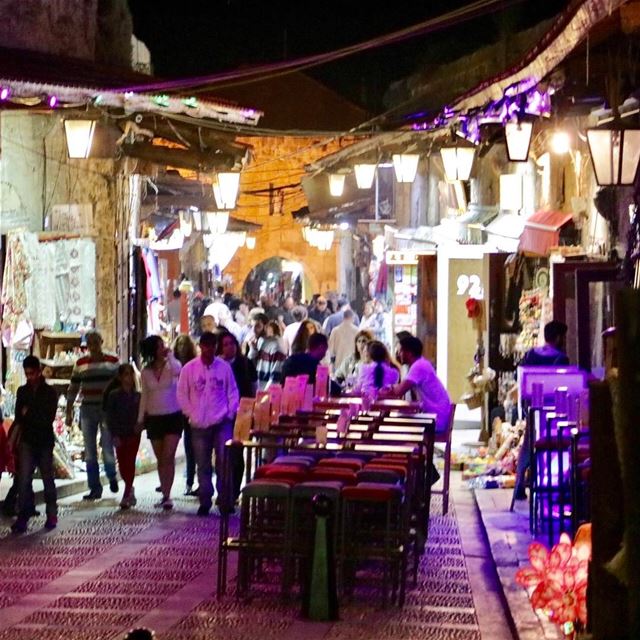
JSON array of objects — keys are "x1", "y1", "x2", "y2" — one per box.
[
  {"x1": 519, "y1": 210, "x2": 574, "y2": 256},
  {"x1": 485, "y1": 213, "x2": 527, "y2": 253}
]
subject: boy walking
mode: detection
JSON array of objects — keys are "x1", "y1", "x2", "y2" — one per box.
[{"x1": 11, "y1": 356, "x2": 59, "y2": 533}]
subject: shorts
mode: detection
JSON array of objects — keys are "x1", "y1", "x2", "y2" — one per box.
[{"x1": 144, "y1": 412, "x2": 183, "y2": 440}]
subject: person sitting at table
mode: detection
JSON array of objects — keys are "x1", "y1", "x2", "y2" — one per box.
[
  {"x1": 334, "y1": 329, "x2": 373, "y2": 387},
  {"x1": 358, "y1": 340, "x2": 399, "y2": 397},
  {"x1": 281, "y1": 333, "x2": 328, "y2": 384},
  {"x1": 381, "y1": 336, "x2": 451, "y2": 433},
  {"x1": 521, "y1": 320, "x2": 569, "y2": 366}
]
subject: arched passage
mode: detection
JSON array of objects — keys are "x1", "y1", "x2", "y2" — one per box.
[{"x1": 241, "y1": 254, "x2": 319, "y2": 302}]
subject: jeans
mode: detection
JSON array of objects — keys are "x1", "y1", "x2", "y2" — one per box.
[
  {"x1": 191, "y1": 420, "x2": 233, "y2": 510},
  {"x1": 182, "y1": 419, "x2": 196, "y2": 488},
  {"x1": 114, "y1": 434, "x2": 141, "y2": 493},
  {"x1": 81, "y1": 405, "x2": 117, "y2": 494},
  {"x1": 17, "y1": 442, "x2": 57, "y2": 519}
]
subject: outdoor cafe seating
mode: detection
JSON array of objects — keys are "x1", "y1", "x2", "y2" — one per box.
[{"x1": 216, "y1": 386, "x2": 437, "y2": 608}]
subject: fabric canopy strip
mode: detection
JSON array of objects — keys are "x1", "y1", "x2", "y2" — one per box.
[{"x1": 519, "y1": 210, "x2": 574, "y2": 256}]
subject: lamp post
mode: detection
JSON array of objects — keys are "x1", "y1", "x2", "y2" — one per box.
[
  {"x1": 505, "y1": 121, "x2": 533, "y2": 162},
  {"x1": 64, "y1": 119, "x2": 96, "y2": 159}
]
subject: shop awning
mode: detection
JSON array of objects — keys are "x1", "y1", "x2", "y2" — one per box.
[
  {"x1": 485, "y1": 213, "x2": 527, "y2": 253},
  {"x1": 519, "y1": 210, "x2": 574, "y2": 256}
]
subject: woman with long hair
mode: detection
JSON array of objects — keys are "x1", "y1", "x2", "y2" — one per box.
[
  {"x1": 358, "y1": 340, "x2": 400, "y2": 396},
  {"x1": 138, "y1": 335, "x2": 182, "y2": 510},
  {"x1": 334, "y1": 329, "x2": 373, "y2": 385},
  {"x1": 290, "y1": 319, "x2": 319, "y2": 355},
  {"x1": 173, "y1": 334, "x2": 198, "y2": 496},
  {"x1": 104, "y1": 364, "x2": 141, "y2": 509}
]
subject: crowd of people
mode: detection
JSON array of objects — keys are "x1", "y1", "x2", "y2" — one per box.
[{"x1": 2, "y1": 287, "x2": 450, "y2": 534}]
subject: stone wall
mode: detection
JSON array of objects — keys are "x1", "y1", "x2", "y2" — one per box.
[
  {"x1": 223, "y1": 136, "x2": 349, "y2": 298},
  {"x1": 0, "y1": 0, "x2": 132, "y2": 67},
  {"x1": 0, "y1": 112, "x2": 127, "y2": 352}
]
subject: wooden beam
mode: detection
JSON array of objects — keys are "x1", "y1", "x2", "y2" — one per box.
[
  {"x1": 121, "y1": 142, "x2": 235, "y2": 172},
  {"x1": 141, "y1": 195, "x2": 218, "y2": 212}
]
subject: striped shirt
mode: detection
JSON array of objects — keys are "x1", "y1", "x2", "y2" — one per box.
[
  {"x1": 67, "y1": 353, "x2": 120, "y2": 407},
  {"x1": 248, "y1": 337, "x2": 286, "y2": 390}
]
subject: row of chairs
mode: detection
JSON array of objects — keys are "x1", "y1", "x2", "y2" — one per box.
[{"x1": 217, "y1": 409, "x2": 440, "y2": 607}]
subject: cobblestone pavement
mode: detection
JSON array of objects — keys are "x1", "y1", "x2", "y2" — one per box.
[{"x1": 0, "y1": 471, "x2": 512, "y2": 640}]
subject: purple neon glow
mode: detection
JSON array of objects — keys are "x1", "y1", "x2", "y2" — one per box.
[
  {"x1": 0, "y1": 87, "x2": 9, "y2": 100},
  {"x1": 408, "y1": 80, "x2": 551, "y2": 135},
  {"x1": 48, "y1": 95, "x2": 58, "y2": 108}
]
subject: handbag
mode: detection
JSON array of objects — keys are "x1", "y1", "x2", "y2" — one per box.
[{"x1": 7, "y1": 420, "x2": 22, "y2": 452}]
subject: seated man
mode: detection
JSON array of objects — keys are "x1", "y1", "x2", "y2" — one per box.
[
  {"x1": 386, "y1": 336, "x2": 451, "y2": 432},
  {"x1": 521, "y1": 320, "x2": 569, "y2": 366}
]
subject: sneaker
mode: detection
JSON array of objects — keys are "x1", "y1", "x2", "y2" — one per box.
[
  {"x1": 11, "y1": 518, "x2": 28, "y2": 534},
  {"x1": 44, "y1": 516, "x2": 58, "y2": 530},
  {"x1": 109, "y1": 479, "x2": 119, "y2": 494},
  {"x1": 119, "y1": 495, "x2": 131, "y2": 510},
  {"x1": 82, "y1": 491, "x2": 102, "y2": 501},
  {"x1": 155, "y1": 486, "x2": 162, "y2": 493},
  {"x1": 162, "y1": 498, "x2": 173, "y2": 511},
  {"x1": 184, "y1": 485, "x2": 194, "y2": 496},
  {"x1": 197, "y1": 505, "x2": 210, "y2": 517}
]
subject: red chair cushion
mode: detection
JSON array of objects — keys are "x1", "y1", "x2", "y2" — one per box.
[
  {"x1": 317, "y1": 457, "x2": 364, "y2": 472},
  {"x1": 342, "y1": 483, "x2": 403, "y2": 502},
  {"x1": 309, "y1": 468, "x2": 357, "y2": 486},
  {"x1": 255, "y1": 464, "x2": 304, "y2": 479}
]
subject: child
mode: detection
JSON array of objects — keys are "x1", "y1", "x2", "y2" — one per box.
[{"x1": 104, "y1": 364, "x2": 141, "y2": 509}]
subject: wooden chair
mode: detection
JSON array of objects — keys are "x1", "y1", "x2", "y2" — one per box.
[{"x1": 432, "y1": 403, "x2": 456, "y2": 515}]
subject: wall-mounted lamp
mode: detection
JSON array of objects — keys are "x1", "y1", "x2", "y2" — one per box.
[
  {"x1": 505, "y1": 121, "x2": 533, "y2": 162},
  {"x1": 587, "y1": 125, "x2": 640, "y2": 186},
  {"x1": 440, "y1": 144, "x2": 475, "y2": 181},
  {"x1": 550, "y1": 130, "x2": 571, "y2": 155},
  {"x1": 354, "y1": 163, "x2": 376, "y2": 189},
  {"x1": 64, "y1": 119, "x2": 96, "y2": 159},
  {"x1": 392, "y1": 154, "x2": 419, "y2": 183},
  {"x1": 328, "y1": 173, "x2": 346, "y2": 197},
  {"x1": 212, "y1": 172, "x2": 240, "y2": 209},
  {"x1": 205, "y1": 211, "x2": 229, "y2": 235}
]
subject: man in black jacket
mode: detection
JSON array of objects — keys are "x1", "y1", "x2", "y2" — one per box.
[{"x1": 11, "y1": 356, "x2": 59, "y2": 533}]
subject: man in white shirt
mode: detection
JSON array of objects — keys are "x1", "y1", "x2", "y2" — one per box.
[
  {"x1": 282, "y1": 306, "x2": 307, "y2": 355},
  {"x1": 387, "y1": 335, "x2": 451, "y2": 432},
  {"x1": 328, "y1": 309, "x2": 359, "y2": 373},
  {"x1": 177, "y1": 332, "x2": 239, "y2": 516}
]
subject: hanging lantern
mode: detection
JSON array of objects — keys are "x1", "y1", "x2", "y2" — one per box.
[
  {"x1": 64, "y1": 119, "x2": 96, "y2": 159},
  {"x1": 505, "y1": 121, "x2": 533, "y2": 162},
  {"x1": 440, "y1": 145, "x2": 475, "y2": 181},
  {"x1": 192, "y1": 209, "x2": 202, "y2": 231},
  {"x1": 246, "y1": 236, "x2": 256, "y2": 249},
  {"x1": 212, "y1": 172, "x2": 240, "y2": 209},
  {"x1": 354, "y1": 163, "x2": 376, "y2": 189},
  {"x1": 392, "y1": 154, "x2": 420, "y2": 183},
  {"x1": 328, "y1": 173, "x2": 345, "y2": 197},
  {"x1": 205, "y1": 211, "x2": 229, "y2": 235},
  {"x1": 179, "y1": 210, "x2": 192, "y2": 237},
  {"x1": 587, "y1": 125, "x2": 640, "y2": 186},
  {"x1": 203, "y1": 233, "x2": 215, "y2": 249}
]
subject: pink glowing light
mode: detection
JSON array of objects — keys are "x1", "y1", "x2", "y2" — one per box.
[
  {"x1": 0, "y1": 87, "x2": 9, "y2": 100},
  {"x1": 48, "y1": 95, "x2": 58, "y2": 108}
]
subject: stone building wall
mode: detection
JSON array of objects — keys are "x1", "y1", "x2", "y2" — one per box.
[
  {"x1": 223, "y1": 136, "x2": 354, "y2": 298},
  {"x1": 0, "y1": 0, "x2": 132, "y2": 67}
]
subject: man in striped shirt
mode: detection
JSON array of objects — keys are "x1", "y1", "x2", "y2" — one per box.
[{"x1": 66, "y1": 331, "x2": 120, "y2": 500}]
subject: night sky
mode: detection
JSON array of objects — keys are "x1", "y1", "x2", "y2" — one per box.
[{"x1": 128, "y1": 0, "x2": 569, "y2": 114}]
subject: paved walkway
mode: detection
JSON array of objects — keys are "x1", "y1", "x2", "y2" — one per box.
[{"x1": 0, "y1": 471, "x2": 513, "y2": 640}]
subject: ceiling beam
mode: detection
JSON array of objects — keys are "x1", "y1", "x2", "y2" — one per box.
[{"x1": 121, "y1": 142, "x2": 235, "y2": 172}]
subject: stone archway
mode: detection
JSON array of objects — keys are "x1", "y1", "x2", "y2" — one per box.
[{"x1": 241, "y1": 253, "x2": 320, "y2": 302}]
